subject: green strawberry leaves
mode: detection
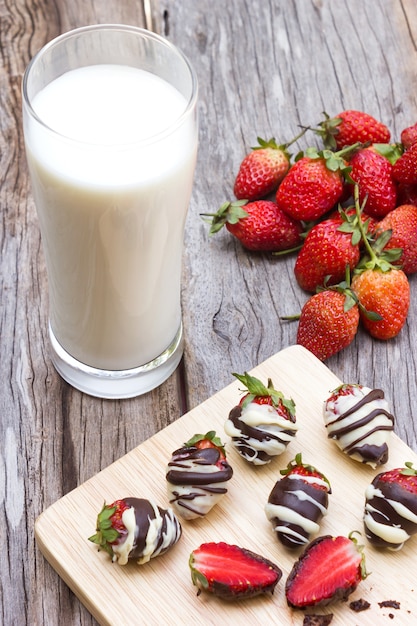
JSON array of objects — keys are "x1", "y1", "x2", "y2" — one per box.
[
  {"x1": 201, "y1": 200, "x2": 248, "y2": 235},
  {"x1": 185, "y1": 430, "x2": 225, "y2": 452},
  {"x1": 233, "y1": 372, "x2": 296, "y2": 416},
  {"x1": 88, "y1": 502, "x2": 119, "y2": 556}
]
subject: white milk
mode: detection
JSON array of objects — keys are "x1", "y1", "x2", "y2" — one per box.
[{"x1": 24, "y1": 65, "x2": 197, "y2": 370}]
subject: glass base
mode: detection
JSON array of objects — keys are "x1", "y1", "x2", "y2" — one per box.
[{"x1": 48, "y1": 323, "x2": 184, "y2": 399}]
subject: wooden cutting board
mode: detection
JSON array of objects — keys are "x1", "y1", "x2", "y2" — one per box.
[{"x1": 35, "y1": 345, "x2": 417, "y2": 625}]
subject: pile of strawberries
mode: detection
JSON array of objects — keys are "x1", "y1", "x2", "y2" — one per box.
[{"x1": 204, "y1": 110, "x2": 417, "y2": 361}]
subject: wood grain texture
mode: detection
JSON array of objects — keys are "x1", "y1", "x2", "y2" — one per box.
[
  {"x1": 35, "y1": 345, "x2": 417, "y2": 625},
  {"x1": 1, "y1": 0, "x2": 417, "y2": 624}
]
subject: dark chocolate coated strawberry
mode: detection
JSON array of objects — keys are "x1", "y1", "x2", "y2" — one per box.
[
  {"x1": 225, "y1": 372, "x2": 297, "y2": 465},
  {"x1": 265, "y1": 453, "x2": 331, "y2": 548},
  {"x1": 88, "y1": 497, "x2": 181, "y2": 565},
  {"x1": 364, "y1": 461, "x2": 417, "y2": 550},
  {"x1": 166, "y1": 431, "x2": 233, "y2": 520}
]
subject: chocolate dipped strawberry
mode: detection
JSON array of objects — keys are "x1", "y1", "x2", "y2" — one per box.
[
  {"x1": 285, "y1": 533, "x2": 368, "y2": 609},
  {"x1": 88, "y1": 497, "x2": 182, "y2": 565},
  {"x1": 189, "y1": 541, "x2": 282, "y2": 600},
  {"x1": 224, "y1": 372, "x2": 297, "y2": 465},
  {"x1": 166, "y1": 431, "x2": 233, "y2": 520},
  {"x1": 265, "y1": 453, "x2": 331, "y2": 548},
  {"x1": 323, "y1": 383, "x2": 395, "y2": 468},
  {"x1": 364, "y1": 461, "x2": 417, "y2": 550}
]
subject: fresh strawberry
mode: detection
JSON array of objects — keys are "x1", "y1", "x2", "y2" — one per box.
[
  {"x1": 189, "y1": 541, "x2": 282, "y2": 599},
  {"x1": 88, "y1": 498, "x2": 182, "y2": 564},
  {"x1": 351, "y1": 221, "x2": 410, "y2": 340},
  {"x1": 348, "y1": 184, "x2": 410, "y2": 339},
  {"x1": 294, "y1": 213, "x2": 362, "y2": 292},
  {"x1": 393, "y1": 141, "x2": 417, "y2": 185},
  {"x1": 295, "y1": 287, "x2": 360, "y2": 361},
  {"x1": 166, "y1": 431, "x2": 233, "y2": 520},
  {"x1": 202, "y1": 199, "x2": 303, "y2": 252},
  {"x1": 397, "y1": 182, "x2": 417, "y2": 207},
  {"x1": 224, "y1": 372, "x2": 297, "y2": 465},
  {"x1": 285, "y1": 533, "x2": 368, "y2": 608},
  {"x1": 265, "y1": 453, "x2": 331, "y2": 548},
  {"x1": 349, "y1": 145, "x2": 398, "y2": 218},
  {"x1": 316, "y1": 109, "x2": 390, "y2": 150},
  {"x1": 233, "y1": 137, "x2": 290, "y2": 200},
  {"x1": 364, "y1": 462, "x2": 417, "y2": 550},
  {"x1": 323, "y1": 383, "x2": 395, "y2": 467},
  {"x1": 276, "y1": 146, "x2": 352, "y2": 221},
  {"x1": 400, "y1": 122, "x2": 417, "y2": 150},
  {"x1": 375, "y1": 204, "x2": 417, "y2": 274},
  {"x1": 352, "y1": 267, "x2": 410, "y2": 339}
]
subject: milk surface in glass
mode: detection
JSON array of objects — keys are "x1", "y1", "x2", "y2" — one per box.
[{"x1": 25, "y1": 64, "x2": 197, "y2": 370}]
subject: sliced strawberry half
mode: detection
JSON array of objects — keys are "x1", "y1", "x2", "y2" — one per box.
[
  {"x1": 189, "y1": 542, "x2": 282, "y2": 600},
  {"x1": 286, "y1": 533, "x2": 368, "y2": 608}
]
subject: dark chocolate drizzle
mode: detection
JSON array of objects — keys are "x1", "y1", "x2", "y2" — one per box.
[{"x1": 326, "y1": 388, "x2": 394, "y2": 465}]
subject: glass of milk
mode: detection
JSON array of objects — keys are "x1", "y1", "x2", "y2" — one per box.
[{"x1": 22, "y1": 25, "x2": 198, "y2": 398}]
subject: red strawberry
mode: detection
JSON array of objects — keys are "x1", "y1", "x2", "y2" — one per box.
[
  {"x1": 189, "y1": 542, "x2": 282, "y2": 599},
  {"x1": 276, "y1": 147, "x2": 350, "y2": 221},
  {"x1": 88, "y1": 498, "x2": 182, "y2": 564},
  {"x1": 225, "y1": 372, "x2": 297, "y2": 465},
  {"x1": 265, "y1": 453, "x2": 331, "y2": 548},
  {"x1": 316, "y1": 109, "x2": 390, "y2": 150},
  {"x1": 375, "y1": 204, "x2": 417, "y2": 274},
  {"x1": 349, "y1": 184, "x2": 410, "y2": 340},
  {"x1": 203, "y1": 199, "x2": 303, "y2": 252},
  {"x1": 352, "y1": 267, "x2": 409, "y2": 340},
  {"x1": 294, "y1": 214, "x2": 361, "y2": 292},
  {"x1": 393, "y1": 141, "x2": 417, "y2": 185},
  {"x1": 364, "y1": 462, "x2": 417, "y2": 550},
  {"x1": 400, "y1": 122, "x2": 417, "y2": 150},
  {"x1": 166, "y1": 431, "x2": 233, "y2": 520},
  {"x1": 349, "y1": 146, "x2": 398, "y2": 218},
  {"x1": 397, "y1": 182, "x2": 417, "y2": 207},
  {"x1": 295, "y1": 288, "x2": 360, "y2": 361},
  {"x1": 285, "y1": 533, "x2": 368, "y2": 608},
  {"x1": 233, "y1": 137, "x2": 291, "y2": 200}
]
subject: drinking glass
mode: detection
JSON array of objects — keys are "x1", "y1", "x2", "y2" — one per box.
[{"x1": 22, "y1": 25, "x2": 198, "y2": 398}]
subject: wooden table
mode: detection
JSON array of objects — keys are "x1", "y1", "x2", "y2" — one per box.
[{"x1": 1, "y1": 0, "x2": 417, "y2": 624}]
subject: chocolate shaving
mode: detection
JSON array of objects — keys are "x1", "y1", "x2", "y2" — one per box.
[
  {"x1": 349, "y1": 598, "x2": 371, "y2": 612},
  {"x1": 378, "y1": 600, "x2": 400, "y2": 609},
  {"x1": 303, "y1": 615, "x2": 333, "y2": 626}
]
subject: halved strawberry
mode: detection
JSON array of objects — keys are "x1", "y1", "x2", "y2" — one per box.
[
  {"x1": 285, "y1": 533, "x2": 368, "y2": 608},
  {"x1": 189, "y1": 541, "x2": 282, "y2": 599}
]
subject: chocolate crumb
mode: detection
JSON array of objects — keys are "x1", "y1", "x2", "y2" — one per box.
[
  {"x1": 303, "y1": 615, "x2": 333, "y2": 626},
  {"x1": 378, "y1": 600, "x2": 400, "y2": 609},
  {"x1": 349, "y1": 598, "x2": 371, "y2": 612}
]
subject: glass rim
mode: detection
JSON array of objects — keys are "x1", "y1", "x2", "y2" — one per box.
[{"x1": 22, "y1": 23, "x2": 198, "y2": 149}]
